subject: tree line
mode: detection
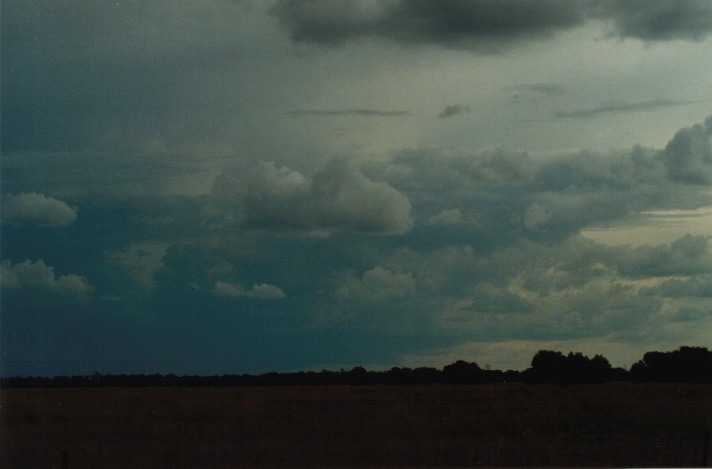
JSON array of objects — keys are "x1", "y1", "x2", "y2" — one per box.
[{"x1": 2, "y1": 346, "x2": 710, "y2": 388}]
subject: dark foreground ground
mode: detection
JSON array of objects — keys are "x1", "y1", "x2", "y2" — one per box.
[{"x1": 2, "y1": 383, "x2": 711, "y2": 468}]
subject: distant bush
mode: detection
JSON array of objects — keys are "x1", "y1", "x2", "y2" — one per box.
[{"x1": 3, "y1": 345, "x2": 710, "y2": 387}]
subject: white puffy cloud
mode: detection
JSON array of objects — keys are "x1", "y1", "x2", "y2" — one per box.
[
  {"x1": 336, "y1": 266, "x2": 416, "y2": 301},
  {"x1": 1, "y1": 259, "x2": 93, "y2": 300},
  {"x1": 211, "y1": 158, "x2": 412, "y2": 234},
  {"x1": 1, "y1": 192, "x2": 76, "y2": 227},
  {"x1": 213, "y1": 281, "x2": 286, "y2": 299}
]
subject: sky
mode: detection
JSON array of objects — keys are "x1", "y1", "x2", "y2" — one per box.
[{"x1": 2, "y1": 0, "x2": 712, "y2": 377}]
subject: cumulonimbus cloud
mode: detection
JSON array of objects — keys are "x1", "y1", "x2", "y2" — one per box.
[{"x1": 210, "y1": 158, "x2": 413, "y2": 234}]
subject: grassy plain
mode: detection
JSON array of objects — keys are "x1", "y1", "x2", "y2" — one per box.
[{"x1": 2, "y1": 383, "x2": 712, "y2": 468}]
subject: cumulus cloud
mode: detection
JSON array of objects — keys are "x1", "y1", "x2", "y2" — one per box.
[
  {"x1": 467, "y1": 282, "x2": 533, "y2": 314},
  {"x1": 1, "y1": 259, "x2": 93, "y2": 300},
  {"x1": 438, "y1": 104, "x2": 470, "y2": 118},
  {"x1": 658, "y1": 115, "x2": 712, "y2": 184},
  {"x1": 427, "y1": 208, "x2": 464, "y2": 225},
  {"x1": 271, "y1": 0, "x2": 712, "y2": 50},
  {"x1": 211, "y1": 158, "x2": 413, "y2": 234},
  {"x1": 1, "y1": 192, "x2": 77, "y2": 227},
  {"x1": 373, "y1": 115, "x2": 712, "y2": 248},
  {"x1": 368, "y1": 225, "x2": 708, "y2": 348},
  {"x1": 213, "y1": 281, "x2": 286, "y2": 299},
  {"x1": 615, "y1": 234, "x2": 712, "y2": 278},
  {"x1": 336, "y1": 266, "x2": 416, "y2": 301},
  {"x1": 106, "y1": 242, "x2": 169, "y2": 290},
  {"x1": 645, "y1": 275, "x2": 712, "y2": 298},
  {"x1": 436, "y1": 264, "x2": 662, "y2": 342}
]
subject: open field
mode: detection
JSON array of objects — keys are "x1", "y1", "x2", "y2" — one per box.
[{"x1": 2, "y1": 383, "x2": 712, "y2": 468}]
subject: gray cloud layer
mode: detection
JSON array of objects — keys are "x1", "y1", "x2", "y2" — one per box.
[
  {"x1": 556, "y1": 99, "x2": 690, "y2": 118},
  {"x1": 438, "y1": 104, "x2": 471, "y2": 118},
  {"x1": 272, "y1": 0, "x2": 712, "y2": 50},
  {"x1": 287, "y1": 109, "x2": 409, "y2": 117}
]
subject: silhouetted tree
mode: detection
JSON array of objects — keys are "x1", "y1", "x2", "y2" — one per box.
[
  {"x1": 630, "y1": 346, "x2": 712, "y2": 382},
  {"x1": 526, "y1": 350, "x2": 620, "y2": 384},
  {"x1": 526, "y1": 350, "x2": 567, "y2": 384},
  {"x1": 442, "y1": 360, "x2": 486, "y2": 384}
]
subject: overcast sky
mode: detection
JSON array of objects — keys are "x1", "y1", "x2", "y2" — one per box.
[{"x1": 2, "y1": 0, "x2": 712, "y2": 377}]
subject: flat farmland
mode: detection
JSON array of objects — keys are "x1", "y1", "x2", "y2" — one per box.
[{"x1": 2, "y1": 383, "x2": 712, "y2": 468}]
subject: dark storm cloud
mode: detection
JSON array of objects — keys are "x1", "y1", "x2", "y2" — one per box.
[
  {"x1": 592, "y1": 0, "x2": 712, "y2": 41},
  {"x1": 271, "y1": 0, "x2": 591, "y2": 50},
  {"x1": 555, "y1": 99, "x2": 690, "y2": 118},
  {"x1": 271, "y1": 0, "x2": 712, "y2": 50},
  {"x1": 287, "y1": 109, "x2": 410, "y2": 117},
  {"x1": 438, "y1": 104, "x2": 471, "y2": 118}
]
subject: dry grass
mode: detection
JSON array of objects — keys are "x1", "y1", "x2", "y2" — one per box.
[{"x1": 2, "y1": 383, "x2": 712, "y2": 467}]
